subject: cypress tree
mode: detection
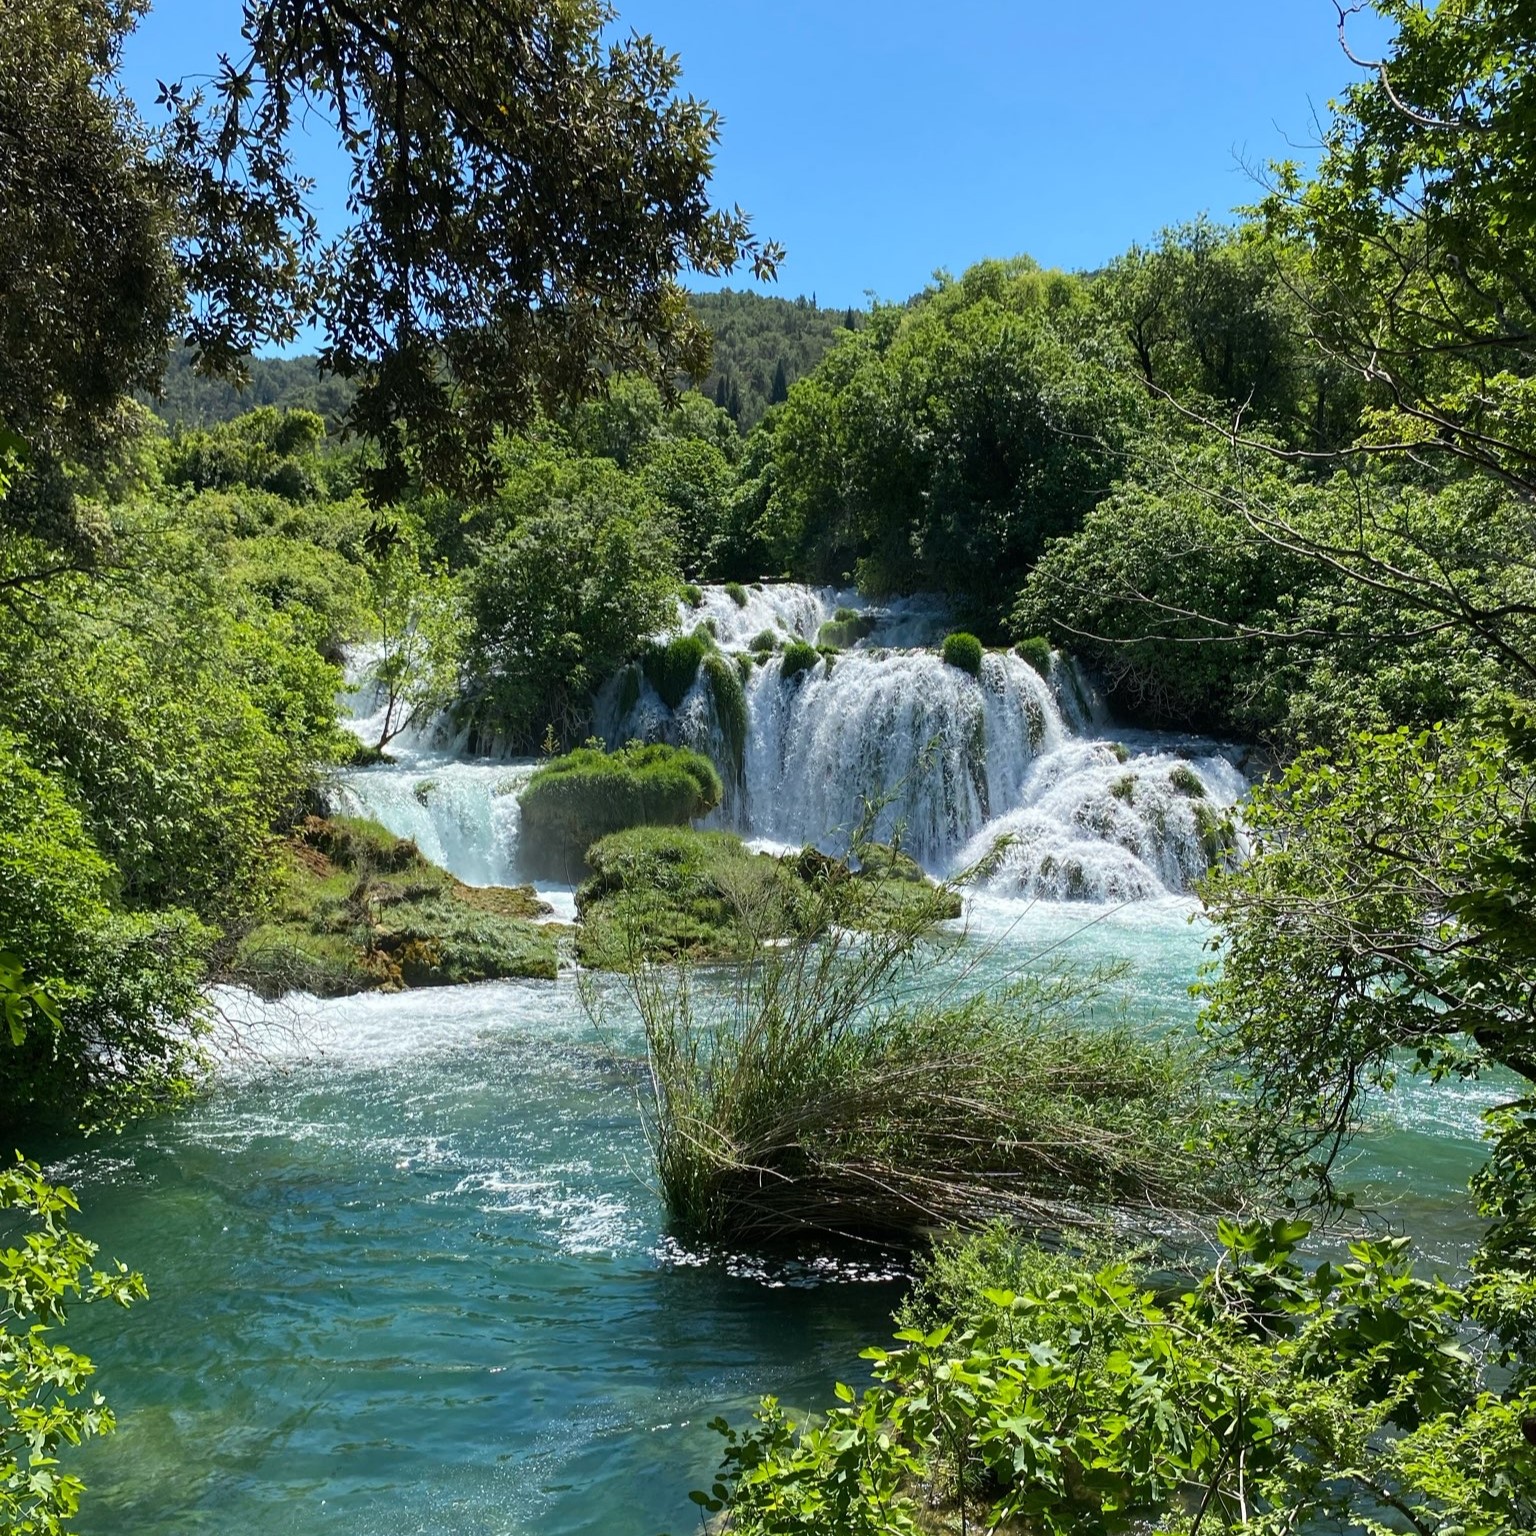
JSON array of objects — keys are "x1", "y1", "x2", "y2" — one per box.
[
  {"x1": 714, "y1": 374, "x2": 729, "y2": 410},
  {"x1": 770, "y1": 358, "x2": 789, "y2": 405},
  {"x1": 727, "y1": 381, "x2": 742, "y2": 421},
  {"x1": 844, "y1": 307, "x2": 858, "y2": 330}
]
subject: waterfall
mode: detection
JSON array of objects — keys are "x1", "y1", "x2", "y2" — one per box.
[
  {"x1": 334, "y1": 584, "x2": 1247, "y2": 902},
  {"x1": 598, "y1": 584, "x2": 1247, "y2": 896}
]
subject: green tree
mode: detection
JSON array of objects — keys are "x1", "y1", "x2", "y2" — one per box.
[
  {"x1": 0, "y1": 0, "x2": 182, "y2": 551},
  {"x1": 769, "y1": 357, "x2": 789, "y2": 405},
  {"x1": 461, "y1": 456, "x2": 679, "y2": 748},
  {"x1": 360, "y1": 515, "x2": 465, "y2": 750}
]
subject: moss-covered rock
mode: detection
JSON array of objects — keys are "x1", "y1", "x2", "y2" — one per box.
[
  {"x1": 780, "y1": 640, "x2": 820, "y2": 681},
  {"x1": 641, "y1": 628, "x2": 711, "y2": 709},
  {"x1": 817, "y1": 610, "x2": 876, "y2": 649},
  {"x1": 1014, "y1": 634, "x2": 1052, "y2": 677},
  {"x1": 517, "y1": 742, "x2": 723, "y2": 880},
  {"x1": 575, "y1": 827, "x2": 810, "y2": 969},
  {"x1": 229, "y1": 815, "x2": 557, "y2": 998}
]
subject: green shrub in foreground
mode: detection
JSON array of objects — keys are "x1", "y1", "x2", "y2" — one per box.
[
  {"x1": 941, "y1": 631, "x2": 983, "y2": 676},
  {"x1": 1, "y1": 1152, "x2": 147, "y2": 1536},
  {"x1": 518, "y1": 743, "x2": 722, "y2": 879},
  {"x1": 699, "y1": 1221, "x2": 1536, "y2": 1536}
]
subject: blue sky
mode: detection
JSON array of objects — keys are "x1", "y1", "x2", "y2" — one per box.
[{"x1": 121, "y1": 0, "x2": 1393, "y2": 314}]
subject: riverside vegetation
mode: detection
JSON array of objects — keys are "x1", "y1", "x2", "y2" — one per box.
[{"x1": 2, "y1": 0, "x2": 1536, "y2": 1531}]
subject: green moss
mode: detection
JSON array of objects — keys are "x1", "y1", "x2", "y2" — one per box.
[
  {"x1": 1111, "y1": 741, "x2": 1132, "y2": 764},
  {"x1": 1109, "y1": 773, "x2": 1136, "y2": 803},
  {"x1": 413, "y1": 779, "x2": 437, "y2": 807},
  {"x1": 817, "y1": 611, "x2": 876, "y2": 649},
  {"x1": 575, "y1": 826, "x2": 809, "y2": 969},
  {"x1": 941, "y1": 631, "x2": 984, "y2": 676},
  {"x1": 642, "y1": 630, "x2": 711, "y2": 709},
  {"x1": 1014, "y1": 634, "x2": 1052, "y2": 677},
  {"x1": 680, "y1": 582, "x2": 703, "y2": 608},
  {"x1": 228, "y1": 815, "x2": 556, "y2": 998},
  {"x1": 749, "y1": 628, "x2": 780, "y2": 654},
  {"x1": 735, "y1": 652, "x2": 756, "y2": 680},
  {"x1": 1169, "y1": 763, "x2": 1207, "y2": 798},
  {"x1": 1193, "y1": 801, "x2": 1237, "y2": 866},
  {"x1": 703, "y1": 652, "x2": 748, "y2": 782},
  {"x1": 575, "y1": 829, "x2": 961, "y2": 970},
  {"x1": 724, "y1": 581, "x2": 749, "y2": 608},
  {"x1": 780, "y1": 640, "x2": 820, "y2": 681},
  {"x1": 517, "y1": 742, "x2": 723, "y2": 879}
]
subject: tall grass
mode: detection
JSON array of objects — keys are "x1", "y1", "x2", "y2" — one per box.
[{"x1": 620, "y1": 835, "x2": 1217, "y2": 1249}]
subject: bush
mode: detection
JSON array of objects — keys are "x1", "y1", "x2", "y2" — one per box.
[
  {"x1": 1015, "y1": 634, "x2": 1052, "y2": 677},
  {"x1": 641, "y1": 628, "x2": 711, "y2": 710},
  {"x1": 941, "y1": 631, "x2": 983, "y2": 676},
  {"x1": 0, "y1": 732, "x2": 212, "y2": 1134},
  {"x1": 698, "y1": 1223, "x2": 1536, "y2": 1536},
  {"x1": 575, "y1": 827, "x2": 810, "y2": 969},
  {"x1": 780, "y1": 640, "x2": 820, "y2": 681},
  {"x1": 724, "y1": 581, "x2": 749, "y2": 607},
  {"x1": 517, "y1": 743, "x2": 722, "y2": 879},
  {"x1": 680, "y1": 582, "x2": 703, "y2": 607},
  {"x1": 629, "y1": 878, "x2": 1214, "y2": 1246},
  {"x1": 749, "y1": 628, "x2": 780, "y2": 654}
]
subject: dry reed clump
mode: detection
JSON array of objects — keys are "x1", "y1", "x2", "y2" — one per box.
[{"x1": 623, "y1": 858, "x2": 1219, "y2": 1250}]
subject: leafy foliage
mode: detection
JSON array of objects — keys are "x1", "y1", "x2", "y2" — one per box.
[
  {"x1": 1199, "y1": 712, "x2": 1536, "y2": 1189},
  {"x1": 1, "y1": 1156, "x2": 147, "y2": 1536},
  {"x1": 702, "y1": 1220, "x2": 1536, "y2": 1536}
]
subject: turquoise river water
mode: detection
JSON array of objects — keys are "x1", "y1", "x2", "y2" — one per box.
[{"x1": 39, "y1": 898, "x2": 1506, "y2": 1536}]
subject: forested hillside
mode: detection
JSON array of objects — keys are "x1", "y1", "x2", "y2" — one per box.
[
  {"x1": 685, "y1": 289, "x2": 857, "y2": 427},
  {"x1": 149, "y1": 291, "x2": 857, "y2": 433}
]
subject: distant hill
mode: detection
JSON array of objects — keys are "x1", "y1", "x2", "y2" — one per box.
[
  {"x1": 149, "y1": 349, "x2": 358, "y2": 429},
  {"x1": 685, "y1": 289, "x2": 860, "y2": 428},
  {"x1": 146, "y1": 290, "x2": 859, "y2": 433}
]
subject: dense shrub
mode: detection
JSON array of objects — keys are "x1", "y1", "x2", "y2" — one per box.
[
  {"x1": 0, "y1": 731, "x2": 211, "y2": 1133},
  {"x1": 641, "y1": 628, "x2": 711, "y2": 709},
  {"x1": 699, "y1": 1221, "x2": 1535, "y2": 1536},
  {"x1": 779, "y1": 640, "x2": 820, "y2": 681},
  {"x1": 517, "y1": 743, "x2": 722, "y2": 879},
  {"x1": 941, "y1": 631, "x2": 983, "y2": 676},
  {"x1": 1014, "y1": 634, "x2": 1052, "y2": 677},
  {"x1": 724, "y1": 580, "x2": 749, "y2": 607}
]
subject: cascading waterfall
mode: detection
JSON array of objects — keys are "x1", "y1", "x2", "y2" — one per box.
[
  {"x1": 334, "y1": 584, "x2": 1245, "y2": 901},
  {"x1": 331, "y1": 650, "x2": 538, "y2": 889},
  {"x1": 600, "y1": 583, "x2": 1247, "y2": 901}
]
